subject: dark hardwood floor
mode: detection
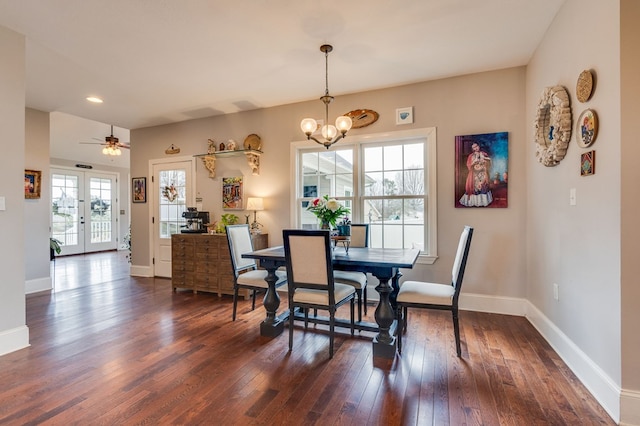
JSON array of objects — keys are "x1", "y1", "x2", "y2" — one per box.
[{"x1": 0, "y1": 251, "x2": 613, "y2": 425}]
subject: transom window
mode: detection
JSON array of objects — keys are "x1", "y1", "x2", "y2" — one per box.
[{"x1": 293, "y1": 128, "x2": 437, "y2": 263}]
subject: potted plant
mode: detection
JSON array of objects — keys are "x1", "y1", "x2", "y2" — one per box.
[
  {"x1": 121, "y1": 226, "x2": 131, "y2": 263},
  {"x1": 50, "y1": 237, "x2": 62, "y2": 260},
  {"x1": 215, "y1": 213, "x2": 239, "y2": 233}
]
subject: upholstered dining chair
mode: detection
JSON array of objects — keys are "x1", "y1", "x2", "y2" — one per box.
[
  {"x1": 226, "y1": 224, "x2": 286, "y2": 321},
  {"x1": 283, "y1": 229, "x2": 355, "y2": 359},
  {"x1": 332, "y1": 223, "x2": 369, "y2": 321},
  {"x1": 397, "y1": 225, "x2": 473, "y2": 357}
]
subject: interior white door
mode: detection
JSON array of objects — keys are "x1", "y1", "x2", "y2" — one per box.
[
  {"x1": 152, "y1": 160, "x2": 194, "y2": 277},
  {"x1": 51, "y1": 169, "x2": 85, "y2": 256},
  {"x1": 51, "y1": 169, "x2": 119, "y2": 255},
  {"x1": 85, "y1": 173, "x2": 118, "y2": 253}
]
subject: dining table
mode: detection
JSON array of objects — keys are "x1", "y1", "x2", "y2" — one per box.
[{"x1": 242, "y1": 245, "x2": 420, "y2": 359}]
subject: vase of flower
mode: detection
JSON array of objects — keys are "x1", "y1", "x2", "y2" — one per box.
[{"x1": 307, "y1": 195, "x2": 350, "y2": 230}]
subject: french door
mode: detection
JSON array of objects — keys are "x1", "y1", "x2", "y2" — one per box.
[
  {"x1": 51, "y1": 168, "x2": 119, "y2": 255},
  {"x1": 152, "y1": 159, "x2": 195, "y2": 277}
]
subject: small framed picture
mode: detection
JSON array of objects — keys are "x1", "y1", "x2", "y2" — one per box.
[
  {"x1": 396, "y1": 107, "x2": 414, "y2": 125},
  {"x1": 132, "y1": 177, "x2": 147, "y2": 203},
  {"x1": 222, "y1": 176, "x2": 244, "y2": 210},
  {"x1": 581, "y1": 150, "x2": 596, "y2": 176},
  {"x1": 25, "y1": 169, "x2": 42, "y2": 199}
]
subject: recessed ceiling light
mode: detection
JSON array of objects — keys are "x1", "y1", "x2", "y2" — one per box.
[{"x1": 86, "y1": 96, "x2": 103, "y2": 103}]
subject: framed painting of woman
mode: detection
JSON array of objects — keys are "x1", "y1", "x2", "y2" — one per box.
[{"x1": 455, "y1": 132, "x2": 508, "y2": 208}]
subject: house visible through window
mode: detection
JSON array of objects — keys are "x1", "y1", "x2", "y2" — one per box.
[{"x1": 294, "y1": 128, "x2": 437, "y2": 262}]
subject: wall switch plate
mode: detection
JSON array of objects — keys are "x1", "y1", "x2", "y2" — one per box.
[
  {"x1": 0, "y1": 196, "x2": 5, "y2": 211},
  {"x1": 553, "y1": 283, "x2": 559, "y2": 301},
  {"x1": 569, "y1": 188, "x2": 577, "y2": 206}
]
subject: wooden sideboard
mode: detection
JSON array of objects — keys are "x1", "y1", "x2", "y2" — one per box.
[{"x1": 171, "y1": 232, "x2": 268, "y2": 297}]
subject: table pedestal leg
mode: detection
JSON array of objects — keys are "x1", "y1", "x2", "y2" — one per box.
[
  {"x1": 373, "y1": 275, "x2": 397, "y2": 358},
  {"x1": 259, "y1": 264, "x2": 285, "y2": 337}
]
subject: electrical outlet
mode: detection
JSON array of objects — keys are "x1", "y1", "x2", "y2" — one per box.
[{"x1": 553, "y1": 283, "x2": 559, "y2": 301}]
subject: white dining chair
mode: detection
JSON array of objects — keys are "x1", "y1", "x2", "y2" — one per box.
[
  {"x1": 226, "y1": 224, "x2": 286, "y2": 321},
  {"x1": 283, "y1": 229, "x2": 355, "y2": 359},
  {"x1": 332, "y1": 224, "x2": 369, "y2": 322},
  {"x1": 397, "y1": 225, "x2": 473, "y2": 357}
]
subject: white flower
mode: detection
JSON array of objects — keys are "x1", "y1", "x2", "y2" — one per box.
[{"x1": 326, "y1": 199, "x2": 340, "y2": 212}]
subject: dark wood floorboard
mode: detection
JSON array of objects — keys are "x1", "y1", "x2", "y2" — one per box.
[{"x1": 0, "y1": 251, "x2": 614, "y2": 425}]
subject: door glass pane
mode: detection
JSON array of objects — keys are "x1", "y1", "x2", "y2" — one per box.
[
  {"x1": 51, "y1": 173, "x2": 79, "y2": 246},
  {"x1": 159, "y1": 169, "x2": 187, "y2": 238},
  {"x1": 90, "y1": 177, "x2": 112, "y2": 243}
]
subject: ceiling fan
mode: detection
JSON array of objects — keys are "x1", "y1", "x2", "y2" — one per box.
[{"x1": 80, "y1": 125, "x2": 130, "y2": 156}]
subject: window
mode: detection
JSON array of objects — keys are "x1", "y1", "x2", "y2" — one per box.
[
  {"x1": 299, "y1": 149, "x2": 354, "y2": 229},
  {"x1": 293, "y1": 128, "x2": 437, "y2": 263},
  {"x1": 158, "y1": 169, "x2": 187, "y2": 238}
]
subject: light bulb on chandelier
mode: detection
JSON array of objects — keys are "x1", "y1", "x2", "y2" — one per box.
[
  {"x1": 102, "y1": 145, "x2": 122, "y2": 156},
  {"x1": 300, "y1": 44, "x2": 352, "y2": 149}
]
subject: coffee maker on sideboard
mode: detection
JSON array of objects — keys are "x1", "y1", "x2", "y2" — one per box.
[{"x1": 180, "y1": 207, "x2": 210, "y2": 233}]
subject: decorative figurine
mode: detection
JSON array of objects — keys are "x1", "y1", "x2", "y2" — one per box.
[
  {"x1": 207, "y1": 139, "x2": 216, "y2": 154},
  {"x1": 219, "y1": 142, "x2": 225, "y2": 151}
]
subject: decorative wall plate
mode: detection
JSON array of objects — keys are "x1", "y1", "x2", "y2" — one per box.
[
  {"x1": 344, "y1": 109, "x2": 379, "y2": 129},
  {"x1": 576, "y1": 70, "x2": 594, "y2": 103},
  {"x1": 243, "y1": 134, "x2": 262, "y2": 150},
  {"x1": 576, "y1": 109, "x2": 598, "y2": 148}
]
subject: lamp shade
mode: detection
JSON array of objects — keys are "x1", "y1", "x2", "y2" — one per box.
[
  {"x1": 300, "y1": 118, "x2": 317, "y2": 136},
  {"x1": 246, "y1": 197, "x2": 264, "y2": 211}
]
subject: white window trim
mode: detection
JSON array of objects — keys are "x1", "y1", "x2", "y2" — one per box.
[{"x1": 291, "y1": 127, "x2": 437, "y2": 264}]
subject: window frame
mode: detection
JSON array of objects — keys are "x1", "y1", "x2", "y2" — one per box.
[{"x1": 291, "y1": 127, "x2": 437, "y2": 264}]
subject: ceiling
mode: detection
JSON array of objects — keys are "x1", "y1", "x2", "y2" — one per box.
[{"x1": 0, "y1": 0, "x2": 564, "y2": 168}]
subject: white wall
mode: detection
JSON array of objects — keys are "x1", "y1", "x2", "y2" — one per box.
[
  {"x1": 526, "y1": 0, "x2": 624, "y2": 421},
  {"x1": 130, "y1": 67, "x2": 528, "y2": 301},
  {"x1": 0, "y1": 25, "x2": 28, "y2": 355},
  {"x1": 620, "y1": 0, "x2": 640, "y2": 423},
  {"x1": 25, "y1": 108, "x2": 52, "y2": 293}
]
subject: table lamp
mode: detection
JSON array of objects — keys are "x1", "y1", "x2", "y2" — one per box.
[{"x1": 246, "y1": 197, "x2": 264, "y2": 234}]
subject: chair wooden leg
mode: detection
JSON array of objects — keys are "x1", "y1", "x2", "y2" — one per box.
[
  {"x1": 403, "y1": 306, "x2": 408, "y2": 333},
  {"x1": 363, "y1": 285, "x2": 368, "y2": 315},
  {"x1": 356, "y1": 289, "x2": 362, "y2": 322},
  {"x1": 329, "y1": 309, "x2": 335, "y2": 359},
  {"x1": 350, "y1": 298, "x2": 355, "y2": 336},
  {"x1": 232, "y1": 286, "x2": 239, "y2": 321},
  {"x1": 251, "y1": 290, "x2": 257, "y2": 310},
  {"x1": 304, "y1": 308, "x2": 309, "y2": 329},
  {"x1": 397, "y1": 304, "x2": 403, "y2": 354},
  {"x1": 453, "y1": 308, "x2": 461, "y2": 357},
  {"x1": 289, "y1": 304, "x2": 295, "y2": 352}
]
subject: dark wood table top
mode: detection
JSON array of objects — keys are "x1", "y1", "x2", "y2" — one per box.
[{"x1": 243, "y1": 246, "x2": 420, "y2": 274}]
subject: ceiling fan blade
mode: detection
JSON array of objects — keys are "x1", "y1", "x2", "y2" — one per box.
[
  {"x1": 80, "y1": 141, "x2": 105, "y2": 145},
  {"x1": 92, "y1": 137, "x2": 103, "y2": 142}
]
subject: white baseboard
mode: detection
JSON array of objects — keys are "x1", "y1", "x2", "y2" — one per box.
[
  {"x1": 460, "y1": 292, "x2": 620, "y2": 423},
  {"x1": 130, "y1": 264, "x2": 153, "y2": 277},
  {"x1": 25, "y1": 277, "x2": 52, "y2": 294},
  {"x1": 459, "y1": 293, "x2": 527, "y2": 316},
  {"x1": 524, "y1": 301, "x2": 620, "y2": 423},
  {"x1": 0, "y1": 325, "x2": 29, "y2": 356}
]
